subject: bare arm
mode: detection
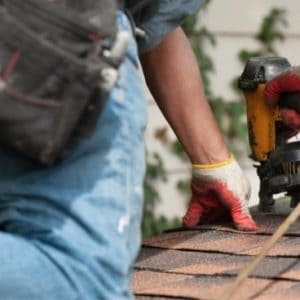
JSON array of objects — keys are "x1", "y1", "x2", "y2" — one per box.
[
  {"x1": 140, "y1": 27, "x2": 257, "y2": 231},
  {"x1": 140, "y1": 27, "x2": 229, "y2": 164}
]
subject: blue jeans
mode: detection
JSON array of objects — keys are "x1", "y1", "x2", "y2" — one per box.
[{"x1": 0, "y1": 13, "x2": 147, "y2": 300}]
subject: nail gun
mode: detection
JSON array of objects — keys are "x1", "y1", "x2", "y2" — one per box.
[{"x1": 239, "y1": 57, "x2": 300, "y2": 211}]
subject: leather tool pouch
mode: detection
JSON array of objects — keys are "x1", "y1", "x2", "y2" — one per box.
[{"x1": 0, "y1": 0, "x2": 125, "y2": 165}]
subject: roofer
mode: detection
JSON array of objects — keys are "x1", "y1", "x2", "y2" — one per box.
[{"x1": 2, "y1": 0, "x2": 300, "y2": 299}]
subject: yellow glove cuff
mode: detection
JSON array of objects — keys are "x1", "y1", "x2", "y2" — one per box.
[{"x1": 192, "y1": 154, "x2": 235, "y2": 170}]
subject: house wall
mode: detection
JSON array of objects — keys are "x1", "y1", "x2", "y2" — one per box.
[{"x1": 145, "y1": 0, "x2": 300, "y2": 219}]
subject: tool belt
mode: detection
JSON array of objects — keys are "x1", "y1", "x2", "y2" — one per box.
[{"x1": 0, "y1": 0, "x2": 128, "y2": 165}]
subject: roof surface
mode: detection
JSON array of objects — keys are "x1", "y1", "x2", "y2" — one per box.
[{"x1": 132, "y1": 213, "x2": 300, "y2": 300}]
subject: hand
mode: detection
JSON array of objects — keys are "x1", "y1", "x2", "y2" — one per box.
[
  {"x1": 182, "y1": 155, "x2": 257, "y2": 231},
  {"x1": 265, "y1": 66, "x2": 300, "y2": 132}
]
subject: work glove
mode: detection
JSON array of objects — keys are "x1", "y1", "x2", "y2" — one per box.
[
  {"x1": 265, "y1": 66, "x2": 300, "y2": 132},
  {"x1": 182, "y1": 155, "x2": 258, "y2": 231}
]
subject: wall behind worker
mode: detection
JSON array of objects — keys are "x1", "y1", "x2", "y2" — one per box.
[{"x1": 145, "y1": 0, "x2": 300, "y2": 219}]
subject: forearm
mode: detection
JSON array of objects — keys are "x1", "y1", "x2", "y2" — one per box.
[{"x1": 140, "y1": 27, "x2": 229, "y2": 164}]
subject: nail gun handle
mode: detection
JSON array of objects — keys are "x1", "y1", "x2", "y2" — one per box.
[{"x1": 278, "y1": 92, "x2": 300, "y2": 112}]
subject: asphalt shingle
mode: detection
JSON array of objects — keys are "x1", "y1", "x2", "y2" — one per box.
[{"x1": 132, "y1": 213, "x2": 300, "y2": 299}]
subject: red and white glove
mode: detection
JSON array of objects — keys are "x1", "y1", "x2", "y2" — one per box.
[
  {"x1": 182, "y1": 155, "x2": 257, "y2": 231},
  {"x1": 265, "y1": 66, "x2": 300, "y2": 132}
]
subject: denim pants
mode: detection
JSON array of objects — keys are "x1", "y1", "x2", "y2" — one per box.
[{"x1": 0, "y1": 13, "x2": 147, "y2": 300}]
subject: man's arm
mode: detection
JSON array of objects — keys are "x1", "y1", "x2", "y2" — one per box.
[
  {"x1": 140, "y1": 27, "x2": 257, "y2": 231},
  {"x1": 140, "y1": 27, "x2": 229, "y2": 164}
]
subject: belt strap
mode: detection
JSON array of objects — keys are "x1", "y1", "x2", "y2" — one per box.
[{"x1": 126, "y1": 0, "x2": 156, "y2": 14}]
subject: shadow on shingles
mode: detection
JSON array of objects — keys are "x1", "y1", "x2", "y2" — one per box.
[
  {"x1": 137, "y1": 213, "x2": 257, "y2": 264},
  {"x1": 249, "y1": 262, "x2": 300, "y2": 299},
  {"x1": 249, "y1": 258, "x2": 300, "y2": 299},
  {"x1": 136, "y1": 221, "x2": 242, "y2": 266}
]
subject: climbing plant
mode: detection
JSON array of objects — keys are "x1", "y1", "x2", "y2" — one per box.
[
  {"x1": 142, "y1": 3, "x2": 288, "y2": 238},
  {"x1": 142, "y1": 152, "x2": 181, "y2": 238}
]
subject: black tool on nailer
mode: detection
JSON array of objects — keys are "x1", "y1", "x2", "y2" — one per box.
[{"x1": 239, "y1": 57, "x2": 300, "y2": 211}]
